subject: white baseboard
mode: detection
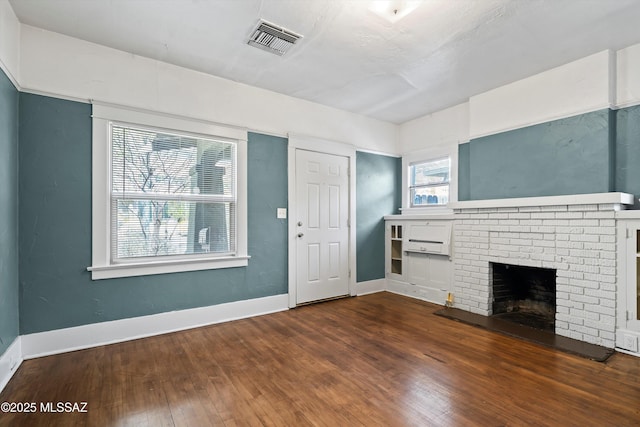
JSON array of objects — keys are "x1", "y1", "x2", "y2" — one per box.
[
  {"x1": 615, "y1": 347, "x2": 640, "y2": 358},
  {"x1": 21, "y1": 294, "x2": 289, "y2": 360},
  {"x1": 355, "y1": 278, "x2": 387, "y2": 296},
  {"x1": 386, "y1": 279, "x2": 417, "y2": 299},
  {"x1": 0, "y1": 337, "x2": 22, "y2": 394},
  {"x1": 615, "y1": 329, "x2": 640, "y2": 357},
  {"x1": 386, "y1": 279, "x2": 447, "y2": 306}
]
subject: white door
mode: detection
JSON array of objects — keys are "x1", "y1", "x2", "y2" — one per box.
[{"x1": 295, "y1": 149, "x2": 350, "y2": 304}]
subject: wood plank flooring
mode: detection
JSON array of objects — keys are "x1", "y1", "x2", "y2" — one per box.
[{"x1": 1, "y1": 292, "x2": 639, "y2": 426}]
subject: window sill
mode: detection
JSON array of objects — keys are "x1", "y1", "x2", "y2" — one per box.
[
  {"x1": 88, "y1": 255, "x2": 250, "y2": 280},
  {"x1": 400, "y1": 206, "x2": 454, "y2": 215}
]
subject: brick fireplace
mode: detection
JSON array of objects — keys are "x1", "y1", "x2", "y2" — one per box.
[{"x1": 450, "y1": 193, "x2": 633, "y2": 349}]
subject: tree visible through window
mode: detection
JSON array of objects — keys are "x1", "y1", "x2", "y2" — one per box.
[{"x1": 111, "y1": 125, "x2": 236, "y2": 261}]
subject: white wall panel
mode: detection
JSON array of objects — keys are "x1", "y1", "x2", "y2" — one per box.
[
  {"x1": 617, "y1": 43, "x2": 640, "y2": 109},
  {"x1": 399, "y1": 102, "x2": 469, "y2": 153},
  {"x1": 0, "y1": 0, "x2": 20, "y2": 85},
  {"x1": 18, "y1": 25, "x2": 399, "y2": 154},
  {"x1": 469, "y1": 50, "x2": 612, "y2": 139}
]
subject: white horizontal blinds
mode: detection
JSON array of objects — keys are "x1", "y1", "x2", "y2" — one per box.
[{"x1": 111, "y1": 124, "x2": 237, "y2": 261}]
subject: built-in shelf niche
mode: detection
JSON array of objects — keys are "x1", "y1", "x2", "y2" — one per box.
[{"x1": 391, "y1": 224, "x2": 403, "y2": 275}]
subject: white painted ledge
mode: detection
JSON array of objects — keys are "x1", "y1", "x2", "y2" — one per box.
[
  {"x1": 0, "y1": 337, "x2": 22, "y2": 394},
  {"x1": 384, "y1": 214, "x2": 455, "y2": 220},
  {"x1": 21, "y1": 294, "x2": 288, "y2": 360},
  {"x1": 449, "y1": 192, "x2": 634, "y2": 210},
  {"x1": 88, "y1": 256, "x2": 250, "y2": 280}
]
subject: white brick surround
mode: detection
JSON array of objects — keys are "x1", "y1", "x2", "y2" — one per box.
[{"x1": 451, "y1": 193, "x2": 634, "y2": 349}]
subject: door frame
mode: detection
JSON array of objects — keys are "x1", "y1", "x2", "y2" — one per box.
[{"x1": 287, "y1": 134, "x2": 357, "y2": 308}]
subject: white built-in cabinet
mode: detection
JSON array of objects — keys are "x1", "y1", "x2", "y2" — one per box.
[
  {"x1": 387, "y1": 223, "x2": 404, "y2": 280},
  {"x1": 616, "y1": 215, "x2": 640, "y2": 355},
  {"x1": 384, "y1": 215, "x2": 454, "y2": 305}
]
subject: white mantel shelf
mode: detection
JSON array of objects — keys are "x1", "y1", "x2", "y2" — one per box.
[{"x1": 449, "y1": 192, "x2": 634, "y2": 210}]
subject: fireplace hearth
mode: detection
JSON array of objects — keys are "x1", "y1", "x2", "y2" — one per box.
[{"x1": 491, "y1": 263, "x2": 556, "y2": 332}]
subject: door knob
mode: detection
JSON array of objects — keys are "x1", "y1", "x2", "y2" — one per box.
[
  {"x1": 298, "y1": 221, "x2": 303, "y2": 226},
  {"x1": 297, "y1": 233, "x2": 304, "y2": 238}
]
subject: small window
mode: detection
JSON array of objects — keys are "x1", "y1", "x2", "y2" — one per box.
[
  {"x1": 89, "y1": 104, "x2": 248, "y2": 280},
  {"x1": 409, "y1": 157, "x2": 450, "y2": 207}
]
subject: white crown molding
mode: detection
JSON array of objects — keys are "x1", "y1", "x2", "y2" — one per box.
[
  {"x1": 612, "y1": 99, "x2": 640, "y2": 110},
  {"x1": 0, "y1": 56, "x2": 20, "y2": 91},
  {"x1": 355, "y1": 147, "x2": 401, "y2": 158}
]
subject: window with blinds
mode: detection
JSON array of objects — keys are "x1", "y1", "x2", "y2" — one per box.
[{"x1": 110, "y1": 124, "x2": 237, "y2": 261}]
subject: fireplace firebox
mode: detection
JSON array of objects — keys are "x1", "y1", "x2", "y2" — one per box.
[{"x1": 491, "y1": 263, "x2": 556, "y2": 331}]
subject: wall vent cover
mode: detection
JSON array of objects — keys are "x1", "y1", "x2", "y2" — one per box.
[{"x1": 247, "y1": 20, "x2": 303, "y2": 56}]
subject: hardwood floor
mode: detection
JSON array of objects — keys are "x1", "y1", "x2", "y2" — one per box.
[{"x1": 1, "y1": 292, "x2": 639, "y2": 426}]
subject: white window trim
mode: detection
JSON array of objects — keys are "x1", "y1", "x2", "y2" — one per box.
[
  {"x1": 401, "y1": 143, "x2": 458, "y2": 214},
  {"x1": 408, "y1": 156, "x2": 450, "y2": 208},
  {"x1": 88, "y1": 103, "x2": 249, "y2": 280}
]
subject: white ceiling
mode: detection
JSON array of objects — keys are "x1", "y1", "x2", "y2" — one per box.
[{"x1": 9, "y1": 0, "x2": 640, "y2": 124}]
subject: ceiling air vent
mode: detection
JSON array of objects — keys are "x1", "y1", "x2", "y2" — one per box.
[{"x1": 247, "y1": 20, "x2": 303, "y2": 56}]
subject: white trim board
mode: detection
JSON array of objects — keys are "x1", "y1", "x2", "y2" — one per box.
[
  {"x1": 384, "y1": 214, "x2": 455, "y2": 221},
  {"x1": 449, "y1": 192, "x2": 634, "y2": 210},
  {"x1": 0, "y1": 55, "x2": 20, "y2": 91},
  {"x1": 468, "y1": 104, "x2": 613, "y2": 140},
  {"x1": 0, "y1": 337, "x2": 22, "y2": 395},
  {"x1": 613, "y1": 99, "x2": 640, "y2": 110},
  {"x1": 21, "y1": 294, "x2": 288, "y2": 360},
  {"x1": 401, "y1": 143, "x2": 459, "y2": 213},
  {"x1": 0, "y1": 0, "x2": 21, "y2": 91},
  {"x1": 355, "y1": 279, "x2": 387, "y2": 296},
  {"x1": 355, "y1": 147, "x2": 401, "y2": 158},
  {"x1": 89, "y1": 103, "x2": 250, "y2": 280},
  {"x1": 616, "y1": 329, "x2": 640, "y2": 357},
  {"x1": 616, "y1": 348, "x2": 640, "y2": 358}
]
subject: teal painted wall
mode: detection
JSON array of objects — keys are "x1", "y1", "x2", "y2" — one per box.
[
  {"x1": 356, "y1": 151, "x2": 401, "y2": 283},
  {"x1": 458, "y1": 109, "x2": 613, "y2": 200},
  {"x1": 246, "y1": 132, "x2": 288, "y2": 294},
  {"x1": 458, "y1": 142, "x2": 470, "y2": 201},
  {"x1": 0, "y1": 69, "x2": 19, "y2": 355},
  {"x1": 616, "y1": 105, "x2": 640, "y2": 204},
  {"x1": 18, "y1": 93, "x2": 288, "y2": 334}
]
